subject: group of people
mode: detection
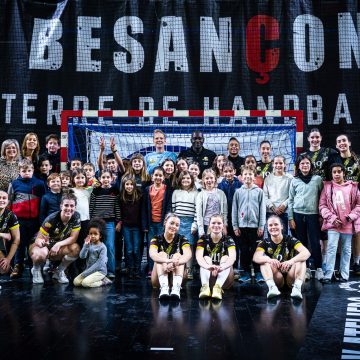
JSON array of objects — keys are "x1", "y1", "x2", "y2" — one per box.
[{"x1": 0, "y1": 127, "x2": 359, "y2": 302}]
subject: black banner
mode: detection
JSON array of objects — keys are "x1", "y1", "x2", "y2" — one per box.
[{"x1": 1, "y1": 0, "x2": 359, "y2": 150}]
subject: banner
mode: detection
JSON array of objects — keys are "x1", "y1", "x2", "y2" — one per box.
[{"x1": 0, "y1": 0, "x2": 359, "y2": 151}]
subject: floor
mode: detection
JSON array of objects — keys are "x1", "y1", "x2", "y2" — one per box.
[{"x1": 0, "y1": 270, "x2": 357, "y2": 360}]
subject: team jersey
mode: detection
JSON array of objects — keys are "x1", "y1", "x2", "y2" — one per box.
[
  {"x1": 256, "y1": 235, "x2": 302, "y2": 262},
  {"x1": 302, "y1": 147, "x2": 337, "y2": 180},
  {"x1": 0, "y1": 208, "x2": 19, "y2": 233},
  {"x1": 150, "y1": 233, "x2": 190, "y2": 257},
  {"x1": 256, "y1": 161, "x2": 273, "y2": 178},
  {"x1": 341, "y1": 156, "x2": 360, "y2": 182},
  {"x1": 196, "y1": 235, "x2": 236, "y2": 265},
  {"x1": 39, "y1": 211, "x2": 81, "y2": 248}
]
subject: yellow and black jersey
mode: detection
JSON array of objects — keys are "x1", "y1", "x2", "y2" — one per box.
[
  {"x1": 256, "y1": 235, "x2": 302, "y2": 262},
  {"x1": 150, "y1": 233, "x2": 190, "y2": 257},
  {"x1": 0, "y1": 208, "x2": 19, "y2": 233},
  {"x1": 197, "y1": 235, "x2": 236, "y2": 265}
]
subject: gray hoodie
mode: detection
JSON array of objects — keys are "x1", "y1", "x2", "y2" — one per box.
[{"x1": 232, "y1": 184, "x2": 266, "y2": 230}]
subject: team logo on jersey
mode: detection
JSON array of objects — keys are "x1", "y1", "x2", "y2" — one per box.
[
  {"x1": 44, "y1": 222, "x2": 52, "y2": 229},
  {"x1": 339, "y1": 281, "x2": 360, "y2": 293}
]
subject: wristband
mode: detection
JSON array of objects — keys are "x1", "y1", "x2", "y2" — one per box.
[{"x1": 112, "y1": 149, "x2": 117, "y2": 153}]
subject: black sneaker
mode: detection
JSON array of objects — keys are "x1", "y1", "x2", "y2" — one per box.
[{"x1": 353, "y1": 263, "x2": 360, "y2": 275}]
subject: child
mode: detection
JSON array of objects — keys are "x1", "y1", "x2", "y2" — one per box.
[
  {"x1": 69, "y1": 158, "x2": 83, "y2": 171},
  {"x1": 83, "y1": 162, "x2": 100, "y2": 187},
  {"x1": 172, "y1": 170, "x2": 198, "y2": 279},
  {"x1": 0, "y1": 190, "x2": 20, "y2": 275},
  {"x1": 141, "y1": 166, "x2": 172, "y2": 276},
  {"x1": 232, "y1": 166, "x2": 266, "y2": 283},
  {"x1": 40, "y1": 134, "x2": 60, "y2": 173},
  {"x1": 256, "y1": 140, "x2": 273, "y2": 179},
  {"x1": 212, "y1": 154, "x2": 226, "y2": 183},
  {"x1": 263, "y1": 155, "x2": 293, "y2": 235},
  {"x1": 319, "y1": 163, "x2": 360, "y2": 283},
  {"x1": 71, "y1": 168, "x2": 92, "y2": 246},
  {"x1": 60, "y1": 170, "x2": 72, "y2": 190},
  {"x1": 176, "y1": 158, "x2": 189, "y2": 174},
  {"x1": 73, "y1": 218, "x2": 112, "y2": 288},
  {"x1": 189, "y1": 162, "x2": 202, "y2": 190},
  {"x1": 8, "y1": 158, "x2": 46, "y2": 278},
  {"x1": 123, "y1": 153, "x2": 150, "y2": 192},
  {"x1": 90, "y1": 170, "x2": 121, "y2": 279},
  {"x1": 196, "y1": 168, "x2": 228, "y2": 237},
  {"x1": 162, "y1": 158, "x2": 176, "y2": 189},
  {"x1": 39, "y1": 173, "x2": 62, "y2": 224},
  {"x1": 288, "y1": 154, "x2": 323, "y2": 281},
  {"x1": 218, "y1": 161, "x2": 242, "y2": 276},
  {"x1": 119, "y1": 176, "x2": 143, "y2": 279},
  {"x1": 241, "y1": 155, "x2": 264, "y2": 188},
  {"x1": 196, "y1": 214, "x2": 236, "y2": 300},
  {"x1": 37, "y1": 155, "x2": 52, "y2": 182}
]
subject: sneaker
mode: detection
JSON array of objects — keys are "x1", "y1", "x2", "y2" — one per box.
[
  {"x1": 199, "y1": 284, "x2": 211, "y2": 299},
  {"x1": 159, "y1": 285, "x2": 170, "y2": 299},
  {"x1": 31, "y1": 267, "x2": 44, "y2": 284},
  {"x1": 170, "y1": 285, "x2": 181, "y2": 300},
  {"x1": 267, "y1": 285, "x2": 281, "y2": 299},
  {"x1": 353, "y1": 263, "x2": 360, "y2": 275},
  {"x1": 233, "y1": 269, "x2": 240, "y2": 281},
  {"x1": 337, "y1": 275, "x2": 348, "y2": 283},
  {"x1": 10, "y1": 263, "x2": 24, "y2": 279},
  {"x1": 53, "y1": 269, "x2": 69, "y2": 284},
  {"x1": 305, "y1": 268, "x2": 312, "y2": 281},
  {"x1": 321, "y1": 278, "x2": 332, "y2": 284},
  {"x1": 239, "y1": 271, "x2": 251, "y2": 283},
  {"x1": 290, "y1": 285, "x2": 303, "y2": 300},
  {"x1": 187, "y1": 267, "x2": 193, "y2": 280},
  {"x1": 315, "y1": 268, "x2": 324, "y2": 281},
  {"x1": 255, "y1": 272, "x2": 265, "y2": 283},
  {"x1": 101, "y1": 277, "x2": 112, "y2": 286},
  {"x1": 43, "y1": 259, "x2": 50, "y2": 272},
  {"x1": 212, "y1": 284, "x2": 223, "y2": 300}
]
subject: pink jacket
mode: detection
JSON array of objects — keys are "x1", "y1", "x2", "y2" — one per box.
[{"x1": 319, "y1": 181, "x2": 360, "y2": 233}]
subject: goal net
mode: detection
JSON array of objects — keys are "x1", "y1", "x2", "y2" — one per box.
[{"x1": 60, "y1": 110, "x2": 303, "y2": 172}]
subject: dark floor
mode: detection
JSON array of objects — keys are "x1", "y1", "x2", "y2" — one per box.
[{"x1": 0, "y1": 270, "x2": 357, "y2": 360}]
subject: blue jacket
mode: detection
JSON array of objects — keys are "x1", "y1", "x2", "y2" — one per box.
[
  {"x1": 218, "y1": 177, "x2": 243, "y2": 221},
  {"x1": 141, "y1": 184, "x2": 172, "y2": 231},
  {"x1": 39, "y1": 191, "x2": 62, "y2": 224}
]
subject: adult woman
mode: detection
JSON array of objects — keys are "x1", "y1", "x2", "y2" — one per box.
[
  {"x1": 29, "y1": 191, "x2": 81, "y2": 284},
  {"x1": 0, "y1": 139, "x2": 21, "y2": 191},
  {"x1": 196, "y1": 214, "x2": 236, "y2": 300},
  {"x1": 319, "y1": 163, "x2": 360, "y2": 283},
  {"x1": 21, "y1": 132, "x2": 40, "y2": 167},
  {"x1": 288, "y1": 154, "x2": 323, "y2": 281},
  {"x1": 253, "y1": 215, "x2": 310, "y2": 300},
  {"x1": 302, "y1": 128, "x2": 337, "y2": 180},
  {"x1": 149, "y1": 213, "x2": 192, "y2": 300}
]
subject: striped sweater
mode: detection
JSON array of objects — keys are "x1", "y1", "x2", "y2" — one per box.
[
  {"x1": 89, "y1": 186, "x2": 121, "y2": 223},
  {"x1": 171, "y1": 189, "x2": 198, "y2": 218}
]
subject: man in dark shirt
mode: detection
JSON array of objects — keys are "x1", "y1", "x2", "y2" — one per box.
[
  {"x1": 227, "y1": 137, "x2": 245, "y2": 176},
  {"x1": 178, "y1": 131, "x2": 216, "y2": 174}
]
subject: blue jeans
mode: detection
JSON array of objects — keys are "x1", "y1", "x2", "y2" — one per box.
[
  {"x1": 325, "y1": 230, "x2": 352, "y2": 280},
  {"x1": 293, "y1": 212, "x2": 322, "y2": 268},
  {"x1": 147, "y1": 222, "x2": 163, "y2": 271},
  {"x1": 123, "y1": 226, "x2": 142, "y2": 273},
  {"x1": 104, "y1": 221, "x2": 116, "y2": 276},
  {"x1": 178, "y1": 216, "x2": 195, "y2": 245}
]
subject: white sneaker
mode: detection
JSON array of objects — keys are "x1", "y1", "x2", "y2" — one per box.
[
  {"x1": 315, "y1": 268, "x2": 324, "y2": 281},
  {"x1": 267, "y1": 285, "x2": 281, "y2": 299},
  {"x1": 53, "y1": 269, "x2": 69, "y2": 284},
  {"x1": 170, "y1": 285, "x2": 181, "y2": 300},
  {"x1": 43, "y1": 259, "x2": 50, "y2": 272},
  {"x1": 31, "y1": 267, "x2": 44, "y2": 284},
  {"x1": 159, "y1": 285, "x2": 170, "y2": 299},
  {"x1": 291, "y1": 285, "x2": 303, "y2": 300},
  {"x1": 305, "y1": 268, "x2": 312, "y2": 281}
]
